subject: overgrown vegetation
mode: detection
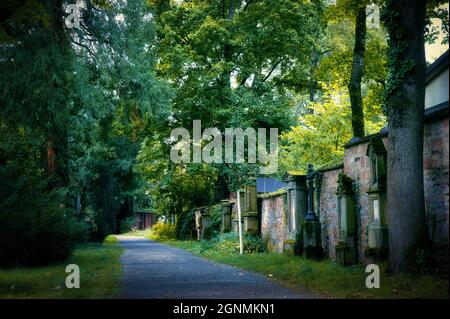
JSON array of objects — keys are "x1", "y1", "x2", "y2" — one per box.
[
  {"x1": 0, "y1": 0, "x2": 169, "y2": 266},
  {"x1": 152, "y1": 222, "x2": 177, "y2": 240},
  {"x1": 199, "y1": 233, "x2": 266, "y2": 254}
]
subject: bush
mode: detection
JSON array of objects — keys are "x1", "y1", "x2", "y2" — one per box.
[
  {"x1": 0, "y1": 165, "x2": 87, "y2": 267},
  {"x1": 243, "y1": 233, "x2": 266, "y2": 253},
  {"x1": 118, "y1": 216, "x2": 137, "y2": 234},
  {"x1": 152, "y1": 222, "x2": 176, "y2": 239},
  {"x1": 209, "y1": 204, "x2": 222, "y2": 232},
  {"x1": 176, "y1": 210, "x2": 196, "y2": 240},
  {"x1": 199, "y1": 232, "x2": 266, "y2": 254}
]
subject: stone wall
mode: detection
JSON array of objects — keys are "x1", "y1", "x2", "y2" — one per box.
[
  {"x1": 318, "y1": 167, "x2": 342, "y2": 260},
  {"x1": 341, "y1": 138, "x2": 388, "y2": 263},
  {"x1": 423, "y1": 116, "x2": 449, "y2": 246},
  {"x1": 317, "y1": 112, "x2": 449, "y2": 262},
  {"x1": 260, "y1": 192, "x2": 287, "y2": 253},
  {"x1": 230, "y1": 114, "x2": 449, "y2": 263}
]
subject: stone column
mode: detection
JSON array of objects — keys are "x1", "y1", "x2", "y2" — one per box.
[
  {"x1": 200, "y1": 206, "x2": 211, "y2": 239},
  {"x1": 303, "y1": 164, "x2": 323, "y2": 259},
  {"x1": 283, "y1": 174, "x2": 308, "y2": 234},
  {"x1": 232, "y1": 190, "x2": 245, "y2": 233},
  {"x1": 194, "y1": 209, "x2": 202, "y2": 240},
  {"x1": 243, "y1": 185, "x2": 258, "y2": 234},
  {"x1": 335, "y1": 173, "x2": 356, "y2": 265},
  {"x1": 220, "y1": 200, "x2": 232, "y2": 233}
]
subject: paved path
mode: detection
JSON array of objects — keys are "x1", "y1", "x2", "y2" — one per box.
[{"x1": 117, "y1": 235, "x2": 316, "y2": 299}]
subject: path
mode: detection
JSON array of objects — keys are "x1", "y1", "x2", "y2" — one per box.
[{"x1": 117, "y1": 235, "x2": 316, "y2": 299}]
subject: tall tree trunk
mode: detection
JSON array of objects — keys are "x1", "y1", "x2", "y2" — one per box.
[
  {"x1": 383, "y1": 0, "x2": 428, "y2": 273},
  {"x1": 348, "y1": 7, "x2": 366, "y2": 138},
  {"x1": 44, "y1": 0, "x2": 69, "y2": 188}
]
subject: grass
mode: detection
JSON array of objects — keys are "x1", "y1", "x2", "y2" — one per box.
[
  {"x1": 148, "y1": 231, "x2": 448, "y2": 299},
  {"x1": 0, "y1": 235, "x2": 123, "y2": 299}
]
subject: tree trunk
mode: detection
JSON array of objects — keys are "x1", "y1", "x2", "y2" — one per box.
[
  {"x1": 348, "y1": 7, "x2": 366, "y2": 138},
  {"x1": 383, "y1": 0, "x2": 428, "y2": 273}
]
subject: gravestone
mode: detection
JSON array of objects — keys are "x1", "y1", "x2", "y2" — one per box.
[
  {"x1": 335, "y1": 173, "x2": 357, "y2": 265},
  {"x1": 220, "y1": 200, "x2": 232, "y2": 233},
  {"x1": 283, "y1": 173, "x2": 308, "y2": 254},
  {"x1": 303, "y1": 165, "x2": 324, "y2": 259},
  {"x1": 365, "y1": 137, "x2": 389, "y2": 264},
  {"x1": 232, "y1": 190, "x2": 245, "y2": 233},
  {"x1": 243, "y1": 185, "x2": 258, "y2": 234}
]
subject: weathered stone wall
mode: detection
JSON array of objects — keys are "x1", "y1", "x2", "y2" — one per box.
[
  {"x1": 318, "y1": 114, "x2": 449, "y2": 262},
  {"x1": 318, "y1": 142, "x2": 374, "y2": 263},
  {"x1": 250, "y1": 117, "x2": 448, "y2": 263},
  {"x1": 260, "y1": 193, "x2": 287, "y2": 253},
  {"x1": 342, "y1": 141, "x2": 376, "y2": 263},
  {"x1": 423, "y1": 116, "x2": 449, "y2": 246},
  {"x1": 318, "y1": 167, "x2": 342, "y2": 260}
]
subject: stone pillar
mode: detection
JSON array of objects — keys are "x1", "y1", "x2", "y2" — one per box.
[
  {"x1": 220, "y1": 200, "x2": 232, "y2": 233},
  {"x1": 283, "y1": 174, "x2": 308, "y2": 234},
  {"x1": 282, "y1": 173, "x2": 307, "y2": 254},
  {"x1": 200, "y1": 206, "x2": 211, "y2": 239},
  {"x1": 232, "y1": 190, "x2": 245, "y2": 233},
  {"x1": 303, "y1": 164, "x2": 323, "y2": 259},
  {"x1": 243, "y1": 185, "x2": 258, "y2": 234},
  {"x1": 194, "y1": 209, "x2": 202, "y2": 240},
  {"x1": 335, "y1": 173, "x2": 357, "y2": 265}
]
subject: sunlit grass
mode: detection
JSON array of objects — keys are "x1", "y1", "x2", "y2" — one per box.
[{"x1": 0, "y1": 236, "x2": 123, "y2": 299}]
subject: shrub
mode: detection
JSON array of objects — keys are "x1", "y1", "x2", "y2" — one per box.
[
  {"x1": 176, "y1": 210, "x2": 196, "y2": 240},
  {"x1": 152, "y1": 222, "x2": 176, "y2": 239},
  {"x1": 243, "y1": 233, "x2": 266, "y2": 253},
  {"x1": 199, "y1": 232, "x2": 266, "y2": 254},
  {"x1": 118, "y1": 216, "x2": 137, "y2": 234},
  {"x1": 209, "y1": 204, "x2": 222, "y2": 232},
  {"x1": 0, "y1": 165, "x2": 87, "y2": 267}
]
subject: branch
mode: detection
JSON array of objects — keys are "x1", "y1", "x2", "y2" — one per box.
[{"x1": 262, "y1": 57, "x2": 284, "y2": 82}]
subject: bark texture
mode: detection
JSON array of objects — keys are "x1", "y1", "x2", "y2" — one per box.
[
  {"x1": 384, "y1": 0, "x2": 428, "y2": 273},
  {"x1": 348, "y1": 7, "x2": 366, "y2": 138}
]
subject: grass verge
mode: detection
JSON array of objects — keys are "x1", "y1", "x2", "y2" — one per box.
[
  {"x1": 147, "y1": 231, "x2": 448, "y2": 299},
  {"x1": 0, "y1": 235, "x2": 123, "y2": 298}
]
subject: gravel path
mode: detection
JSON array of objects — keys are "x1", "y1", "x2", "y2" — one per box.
[{"x1": 117, "y1": 235, "x2": 316, "y2": 299}]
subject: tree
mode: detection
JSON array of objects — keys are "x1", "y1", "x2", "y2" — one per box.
[
  {"x1": 348, "y1": 4, "x2": 367, "y2": 138},
  {"x1": 382, "y1": 0, "x2": 428, "y2": 273},
  {"x1": 145, "y1": 0, "x2": 319, "y2": 212}
]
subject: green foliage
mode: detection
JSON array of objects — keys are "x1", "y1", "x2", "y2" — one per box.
[
  {"x1": 209, "y1": 204, "x2": 223, "y2": 232},
  {"x1": 243, "y1": 233, "x2": 266, "y2": 253},
  {"x1": 118, "y1": 216, "x2": 137, "y2": 234},
  {"x1": 176, "y1": 210, "x2": 196, "y2": 240},
  {"x1": 152, "y1": 222, "x2": 177, "y2": 240},
  {"x1": 0, "y1": 160, "x2": 87, "y2": 267},
  {"x1": 280, "y1": 83, "x2": 385, "y2": 172},
  {"x1": 199, "y1": 232, "x2": 266, "y2": 255}
]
